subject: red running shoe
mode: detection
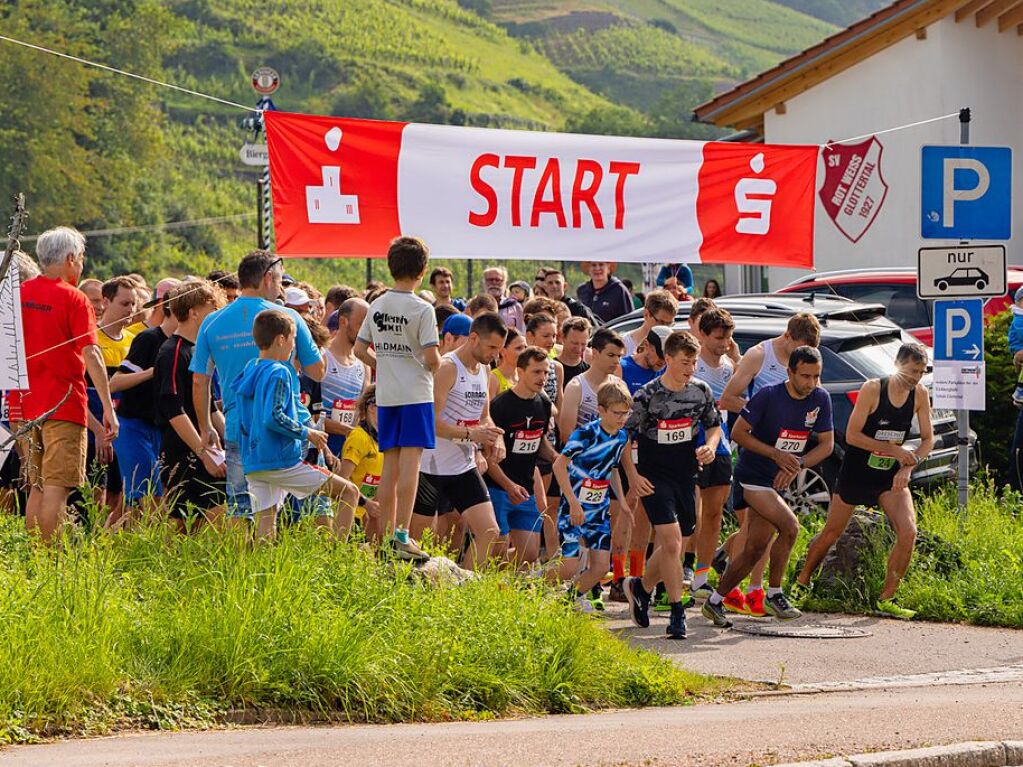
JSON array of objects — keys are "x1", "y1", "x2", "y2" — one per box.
[
  {"x1": 723, "y1": 588, "x2": 747, "y2": 614},
  {"x1": 745, "y1": 587, "x2": 767, "y2": 617}
]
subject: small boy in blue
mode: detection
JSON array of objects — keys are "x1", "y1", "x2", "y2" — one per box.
[
  {"x1": 232, "y1": 309, "x2": 359, "y2": 540},
  {"x1": 1008, "y1": 286, "x2": 1023, "y2": 407},
  {"x1": 552, "y1": 379, "x2": 646, "y2": 611}
]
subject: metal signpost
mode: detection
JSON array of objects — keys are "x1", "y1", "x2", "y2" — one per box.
[
  {"x1": 242, "y1": 67, "x2": 279, "y2": 249},
  {"x1": 918, "y1": 109, "x2": 1010, "y2": 507}
]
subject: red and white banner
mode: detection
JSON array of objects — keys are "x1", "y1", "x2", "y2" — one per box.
[{"x1": 265, "y1": 111, "x2": 818, "y2": 267}]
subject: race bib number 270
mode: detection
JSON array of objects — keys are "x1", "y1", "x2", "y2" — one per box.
[{"x1": 775, "y1": 429, "x2": 809, "y2": 453}]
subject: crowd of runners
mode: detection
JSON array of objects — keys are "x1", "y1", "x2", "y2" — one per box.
[{"x1": 12, "y1": 227, "x2": 935, "y2": 639}]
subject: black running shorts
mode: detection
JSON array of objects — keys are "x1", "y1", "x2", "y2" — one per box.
[
  {"x1": 413, "y1": 469, "x2": 490, "y2": 516},
  {"x1": 642, "y1": 477, "x2": 697, "y2": 536},
  {"x1": 697, "y1": 452, "x2": 733, "y2": 490}
]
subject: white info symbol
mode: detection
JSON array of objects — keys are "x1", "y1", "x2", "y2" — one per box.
[
  {"x1": 734, "y1": 153, "x2": 776, "y2": 236},
  {"x1": 306, "y1": 127, "x2": 361, "y2": 224}
]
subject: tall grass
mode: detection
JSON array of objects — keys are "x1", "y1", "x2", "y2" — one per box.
[
  {"x1": 794, "y1": 481, "x2": 1023, "y2": 628},
  {"x1": 0, "y1": 516, "x2": 712, "y2": 743}
]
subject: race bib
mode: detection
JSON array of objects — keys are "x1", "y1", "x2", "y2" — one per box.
[
  {"x1": 512, "y1": 428, "x2": 542, "y2": 455},
  {"x1": 657, "y1": 418, "x2": 693, "y2": 445},
  {"x1": 359, "y1": 473, "x2": 381, "y2": 499},
  {"x1": 453, "y1": 418, "x2": 480, "y2": 443},
  {"x1": 631, "y1": 441, "x2": 639, "y2": 466},
  {"x1": 579, "y1": 478, "x2": 610, "y2": 506},
  {"x1": 775, "y1": 429, "x2": 809, "y2": 453},
  {"x1": 330, "y1": 398, "x2": 357, "y2": 427},
  {"x1": 868, "y1": 453, "x2": 897, "y2": 471},
  {"x1": 868, "y1": 430, "x2": 906, "y2": 471}
]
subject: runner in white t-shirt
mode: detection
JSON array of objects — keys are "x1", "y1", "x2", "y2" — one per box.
[{"x1": 410, "y1": 312, "x2": 508, "y2": 571}]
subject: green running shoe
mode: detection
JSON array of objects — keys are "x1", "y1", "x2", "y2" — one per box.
[
  {"x1": 653, "y1": 591, "x2": 671, "y2": 612},
  {"x1": 876, "y1": 599, "x2": 916, "y2": 620}
]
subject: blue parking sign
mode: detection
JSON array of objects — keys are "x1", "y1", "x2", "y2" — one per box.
[
  {"x1": 921, "y1": 146, "x2": 1011, "y2": 240},
  {"x1": 933, "y1": 299, "x2": 984, "y2": 362}
]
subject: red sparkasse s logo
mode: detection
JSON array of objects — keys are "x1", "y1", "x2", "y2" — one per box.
[{"x1": 818, "y1": 137, "x2": 887, "y2": 243}]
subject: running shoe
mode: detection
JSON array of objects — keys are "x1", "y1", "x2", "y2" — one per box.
[
  {"x1": 609, "y1": 578, "x2": 628, "y2": 603},
  {"x1": 723, "y1": 587, "x2": 748, "y2": 614},
  {"x1": 623, "y1": 576, "x2": 651, "y2": 628},
  {"x1": 764, "y1": 591, "x2": 802, "y2": 621},
  {"x1": 701, "y1": 598, "x2": 733, "y2": 628},
  {"x1": 691, "y1": 582, "x2": 714, "y2": 601},
  {"x1": 588, "y1": 592, "x2": 606, "y2": 611},
  {"x1": 876, "y1": 599, "x2": 916, "y2": 620},
  {"x1": 667, "y1": 603, "x2": 687, "y2": 640},
  {"x1": 744, "y1": 587, "x2": 767, "y2": 617},
  {"x1": 682, "y1": 566, "x2": 695, "y2": 586},
  {"x1": 711, "y1": 547, "x2": 729, "y2": 576},
  {"x1": 386, "y1": 536, "x2": 430, "y2": 564},
  {"x1": 653, "y1": 591, "x2": 671, "y2": 612}
]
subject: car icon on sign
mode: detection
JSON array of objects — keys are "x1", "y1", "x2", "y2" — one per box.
[{"x1": 934, "y1": 267, "x2": 989, "y2": 292}]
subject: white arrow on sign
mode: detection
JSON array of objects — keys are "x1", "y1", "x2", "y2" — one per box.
[{"x1": 965, "y1": 343, "x2": 982, "y2": 360}]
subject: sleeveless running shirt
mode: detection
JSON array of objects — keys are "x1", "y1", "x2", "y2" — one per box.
[
  {"x1": 576, "y1": 374, "x2": 600, "y2": 428},
  {"x1": 841, "y1": 377, "x2": 917, "y2": 476},
  {"x1": 543, "y1": 358, "x2": 559, "y2": 403},
  {"x1": 422, "y1": 353, "x2": 489, "y2": 475},
  {"x1": 695, "y1": 356, "x2": 734, "y2": 403},
  {"x1": 750, "y1": 340, "x2": 788, "y2": 396}
]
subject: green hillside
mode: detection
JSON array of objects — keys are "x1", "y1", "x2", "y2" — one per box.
[{"x1": 0, "y1": 0, "x2": 882, "y2": 282}]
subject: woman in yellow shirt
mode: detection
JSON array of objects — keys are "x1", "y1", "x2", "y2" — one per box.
[
  {"x1": 488, "y1": 328, "x2": 526, "y2": 399},
  {"x1": 338, "y1": 386, "x2": 385, "y2": 544}
]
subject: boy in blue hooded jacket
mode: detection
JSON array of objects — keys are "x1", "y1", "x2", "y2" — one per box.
[{"x1": 233, "y1": 309, "x2": 359, "y2": 539}]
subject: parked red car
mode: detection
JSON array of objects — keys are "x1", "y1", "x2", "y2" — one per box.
[{"x1": 776, "y1": 267, "x2": 1023, "y2": 346}]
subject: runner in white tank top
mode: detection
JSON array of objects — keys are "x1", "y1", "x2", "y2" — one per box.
[
  {"x1": 750, "y1": 339, "x2": 788, "y2": 396},
  {"x1": 422, "y1": 352, "x2": 489, "y2": 476},
  {"x1": 576, "y1": 373, "x2": 600, "y2": 429}
]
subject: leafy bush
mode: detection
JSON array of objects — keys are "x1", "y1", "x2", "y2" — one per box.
[
  {"x1": 975, "y1": 310, "x2": 1018, "y2": 487},
  {"x1": 795, "y1": 481, "x2": 1023, "y2": 628}
]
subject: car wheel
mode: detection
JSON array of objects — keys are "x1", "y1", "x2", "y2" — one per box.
[
  {"x1": 783, "y1": 464, "x2": 833, "y2": 517},
  {"x1": 937, "y1": 280, "x2": 949, "y2": 291},
  {"x1": 976, "y1": 280, "x2": 986, "y2": 290}
]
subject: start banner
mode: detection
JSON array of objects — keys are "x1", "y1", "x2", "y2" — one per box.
[{"x1": 265, "y1": 110, "x2": 818, "y2": 267}]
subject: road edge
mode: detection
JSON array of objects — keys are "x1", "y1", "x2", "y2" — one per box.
[{"x1": 773, "y1": 740, "x2": 1023, "y2": 767}]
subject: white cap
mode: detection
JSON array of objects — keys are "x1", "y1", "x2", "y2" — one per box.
[{"x1": 284, "y1": 286, "x2": 313, "y2": 307}]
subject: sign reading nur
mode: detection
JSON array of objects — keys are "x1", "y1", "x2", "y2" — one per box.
[{"x1": 921, "y1": 146, "x2": 1011, "y2": 240}]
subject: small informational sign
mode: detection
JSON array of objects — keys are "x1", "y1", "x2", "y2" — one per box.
[
  {"x1": 932, "y1": 361, "x2": 985, "y2": 411},
  {"x1": 917, "y1": 244, "x2": 1006, "y2": 300},
  {"x1": 240, "y1": 143, "x2": 269, "y2": 166}
]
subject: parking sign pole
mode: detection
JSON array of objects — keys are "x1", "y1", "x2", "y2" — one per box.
[{"x1": 956, "y1": 107, "x2": 971, "y2": 508}]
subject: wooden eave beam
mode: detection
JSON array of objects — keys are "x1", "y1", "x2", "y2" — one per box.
[
  {"x1": 996, "y1": 1, "x2": 1023, "y2": 30},
  {"x1": 977, "y1": 0, "x2": 1019, "y2": 25},
  {"x1": 956, "y1": 0, "x2": 994, "y2": 22}
]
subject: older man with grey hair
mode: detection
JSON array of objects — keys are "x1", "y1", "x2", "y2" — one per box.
[
  {"x1": 16, "y1": 226, "x2": 118, "y2": 543},
  {"x1": 482, "y1": 265, "x2": 524, "y2": 333}
]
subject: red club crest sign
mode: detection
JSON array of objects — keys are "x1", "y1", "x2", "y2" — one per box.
[{"x1": 819, "y1": 137, "x2": 887, "y2": 243}]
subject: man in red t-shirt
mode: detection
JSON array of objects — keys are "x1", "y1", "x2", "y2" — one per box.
[{"x1": 17, "y1": 226, "x2": 119, "y2": 542}]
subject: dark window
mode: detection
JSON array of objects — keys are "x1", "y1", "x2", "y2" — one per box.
[{"x1": 828, "y1": 283, "x2": 931, "y2": 330}]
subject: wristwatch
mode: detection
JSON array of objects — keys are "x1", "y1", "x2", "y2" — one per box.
[{"x1": 797, "y1": 456, "x2": 806, "y2": 468}]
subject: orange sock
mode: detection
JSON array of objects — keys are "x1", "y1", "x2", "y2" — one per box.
[
  {"x1": 612, "y1": 554, "x2": 626, "y2": 581},
  {"x1": 629, "y1": 550, "x2": 645, "y2": 577}
]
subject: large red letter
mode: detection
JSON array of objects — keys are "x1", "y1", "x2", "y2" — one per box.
[
  {"x1": 531, "y1": 158, "x2": 567, "y2": 228},
  {"x1": 571, "y1": 159, "x2": 604, "y2": 229},
  {"x1": 503, "y1": 155, "x2": 537, "y2": 227},
  {"x1": 468, "y1": 153, "x2": 500, "y2": 227},
  {"x1": 609, "y1": 161, "x2": 641, "y2": 230}
]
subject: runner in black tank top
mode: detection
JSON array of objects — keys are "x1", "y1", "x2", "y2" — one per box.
[
  {"x1": 794, "y1": 343, "x2": 934, "y2": 620},
  {"x1": 834, "y1": 377, "x2": 916, "y2": 507},
  {"x1": 561, "y1": 359, "x2": 590, "y2": 386}
]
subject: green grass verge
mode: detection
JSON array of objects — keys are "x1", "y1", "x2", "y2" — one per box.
[
  {"x1": 792, "y1": 481, "x2": 1023, "y2": 628},
  {"x1": 0, "y1": 515, "x2": 722, "y2": 744}
]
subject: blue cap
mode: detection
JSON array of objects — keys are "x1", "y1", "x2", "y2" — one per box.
[
  {"x1": 442, "y1": 313, "x2": 472, "y2": 337},
  {"x1": 327, "y1": 309, "x2": 340, "y2": 332}
]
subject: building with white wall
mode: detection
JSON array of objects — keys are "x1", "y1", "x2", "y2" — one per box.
[{"x1": 695, "y1": 0, "x2": 1023, "y2": 292}]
